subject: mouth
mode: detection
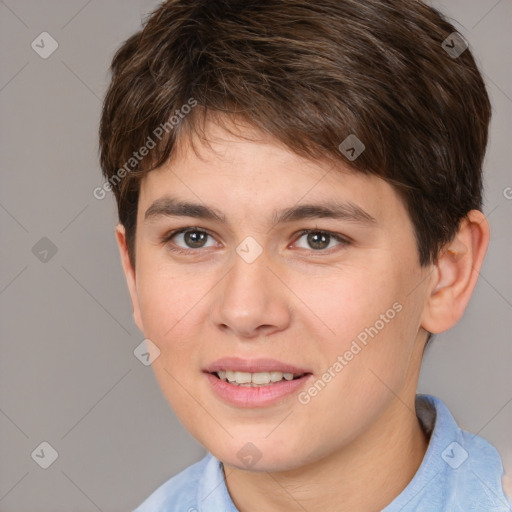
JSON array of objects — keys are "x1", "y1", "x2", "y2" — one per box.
[
  {"x1": 211, "y1": 370, "x2": 309, "y2": 387},
  {"x1": 203, "y1": 357, "x2": 313, "y2": 407}
]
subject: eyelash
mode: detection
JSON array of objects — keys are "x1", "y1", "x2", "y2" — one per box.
[{"x1": 160, "y1": 227, "x2": 351, "y2": 255}]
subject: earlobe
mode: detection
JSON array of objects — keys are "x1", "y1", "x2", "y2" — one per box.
[
  {"x1": 115, "y1": 224, "x2": 144, "y2": 333},
  {"x1": 421, "y1": 210, "x2": 490, "y2": 334}
]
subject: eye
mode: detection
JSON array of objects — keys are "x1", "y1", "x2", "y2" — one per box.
[
  {"x1": 293, "y1": 229, "x2": 350, "y2": 252},
  {"x1": 162, "y1": 228, "x2": 217, "y2": 252},
  {"x1": 161, "y1": 227, "x2": 351, "y2": 255}
]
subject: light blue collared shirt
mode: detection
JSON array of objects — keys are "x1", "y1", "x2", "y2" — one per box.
[{"x1": 134, "y1": 394, "x2": 511, "y2": 511}]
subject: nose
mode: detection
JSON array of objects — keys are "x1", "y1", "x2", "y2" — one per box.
[{"x1": 210, "y1": 249, "x2": 292, "y2": 339}]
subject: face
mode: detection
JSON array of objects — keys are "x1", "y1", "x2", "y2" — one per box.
[{"x1": 118, "y1": 118, "x2": 434, "y2": 472}]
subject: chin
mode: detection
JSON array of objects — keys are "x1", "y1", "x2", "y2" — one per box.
[{"x1": 210, "y1": 436, "x2": 316, "y2": 473}]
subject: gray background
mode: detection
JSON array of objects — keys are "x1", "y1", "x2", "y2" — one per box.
[{"x1": 0, "y1": 0, "x2": 510, "y2": 510}]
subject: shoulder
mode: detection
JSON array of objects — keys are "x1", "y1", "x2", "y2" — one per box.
[
  {"x1": 385, "y1": 395, "x2": 511, "y2": 512},
  {"x1": 451, "y1": 427, "x2": 511, "y2": 511},
  {"x1": 133, "y1": 453, "x2": 211, "y2": 512},
  {"x1": 422, "y1": 395, "x2": 510, "y2": 511}
]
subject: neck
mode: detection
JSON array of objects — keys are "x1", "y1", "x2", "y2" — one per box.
[{"x1": 223, "y1": 396, "x2": 429, "y2": 512}]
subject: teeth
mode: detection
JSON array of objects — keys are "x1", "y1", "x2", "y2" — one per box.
[
  {"x1": 252, "y1": 372, "x2": 271, "y2": 384},
  {"x1": 216, "y1": 370, "x2": 303, "y2": 385},
  {"x1": 270, "y1": 371, "x2": 283, "y2": 382},
  {"x1": 235, "y1": 371, "x2": 252, "y2": 384},
  {"x1": 225, "y1": 370, "x2": 236, "y2": 382}
]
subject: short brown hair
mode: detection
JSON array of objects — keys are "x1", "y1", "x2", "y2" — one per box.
[{"x1": 99, "y1": 0, "x2": 491, "y2": 271}]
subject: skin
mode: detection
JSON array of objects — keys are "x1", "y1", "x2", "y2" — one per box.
[{"x1": 116, "y1": 117, "x2": 490, "y2": 512}]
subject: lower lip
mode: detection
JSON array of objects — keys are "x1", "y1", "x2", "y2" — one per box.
[{"x1": 204, "y1": 372, "x2": 312, "y2": 408}]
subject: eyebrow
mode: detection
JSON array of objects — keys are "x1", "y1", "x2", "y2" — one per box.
[{"x1": 144, "y1": 196, "x2": 377, "y2": 226}]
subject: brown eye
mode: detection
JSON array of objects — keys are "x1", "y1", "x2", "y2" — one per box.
[
  {"x1": 294, "y1": 230, "x2": 349, "y2": 251},
  {"x1": 181, "y1": 230, "x2": 208, "y2": 248},
  {"x1": 163, "y1": 228, "x2": 217, "y2": 251}
]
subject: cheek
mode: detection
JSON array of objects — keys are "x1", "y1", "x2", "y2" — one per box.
[
  {"x1": 134, "y1": 262, "x2": 216, "y2": 388},
  {"x1": 136, "y1": 256, "x2": 206, "y2": 341},
  {"x1": 302, "y1": 264, "x2": 417, "y2": 392},
  {"x1": 299, "y1": 265, "x2": 401, "y2": 344},
  {"x1": 135, "y1": 269, "x2": 208, "y2": 421}
]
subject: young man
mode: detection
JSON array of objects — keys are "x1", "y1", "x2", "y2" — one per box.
[{"x1": 99, "y1": 0, "x2": 510, "y2": 510}]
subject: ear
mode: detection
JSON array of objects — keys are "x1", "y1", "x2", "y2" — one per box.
[
  {"x1": 421, "y1": 210, "x2": 490, "y2": 334},
  {"x1": 115, "y1": 224, "x2": 144, "y2": 333}
]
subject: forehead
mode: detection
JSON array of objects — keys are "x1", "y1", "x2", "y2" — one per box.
[{"x1": 137, "y1": 118, "x2": 408, "y2": 228}]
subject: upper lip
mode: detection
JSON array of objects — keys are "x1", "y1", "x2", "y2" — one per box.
[{"x1": 203, "y1": 357, "x2": 311, "y2": 375}]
